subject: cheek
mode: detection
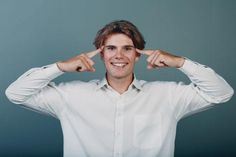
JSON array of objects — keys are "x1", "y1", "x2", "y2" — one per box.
[
  {"x1": 127, "y1": 53, "x2": 137, "y2": 61},
  {"x1": 103, "y1": 52, "x2": 114, "y2": 61},
  {"x1": 103, "y1": 55, "x2": 109, "y2": 62},
  {"x1": 102, "y1": 54, "x2": 111, "y2": 65}
]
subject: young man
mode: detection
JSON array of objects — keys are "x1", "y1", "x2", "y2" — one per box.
[{"x1": 6, "y1": 20, "x2": 234, "y2": 157}]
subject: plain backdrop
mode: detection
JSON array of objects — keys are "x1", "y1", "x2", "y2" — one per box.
[{"x1": 0, "y1": 0, "x2": 235, "y2": 156}]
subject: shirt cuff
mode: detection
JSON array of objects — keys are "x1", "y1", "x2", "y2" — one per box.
[
  {"x1": 42, "y1": 63, "x2": 64, "y2": 80},
  {"x1": 178, "y1": 58, "x2": 199, "y2": 76}
]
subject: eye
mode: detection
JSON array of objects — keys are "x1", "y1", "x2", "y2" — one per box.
[
  {"x1": 108, "y1": 47, "x2": 115, "y2": 50},
  {"x1": 124, "y1": 46, "x2": 134, "y2": 52},
  {"x1": 105, "y1": 46, "x2": 116, "y2": 51},
  {"x1": 125, "y1": 47, "x2": 132, "y2": 51}
]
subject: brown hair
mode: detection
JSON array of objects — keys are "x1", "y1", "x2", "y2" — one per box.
[{"x1": 93, "y1": 20, "x2": 146, "y2": 53}]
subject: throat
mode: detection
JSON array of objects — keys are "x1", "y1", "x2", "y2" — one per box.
[{"x1": 106, "y1": 74, "x2": 134, "y2": 94}]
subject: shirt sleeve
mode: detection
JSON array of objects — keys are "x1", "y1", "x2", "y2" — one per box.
[
  {"x1": 5, "y1": 63, "x2": 65, "y2": 119},
  {"x1": 172, "y1": 59, "x2": 234, "y2": 120}
]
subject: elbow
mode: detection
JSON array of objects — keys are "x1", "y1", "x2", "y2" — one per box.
[
  {"x1": 202, "y1": 85, "x2": 234, "y2": 104},
  {"x1": 5, "y1": 86, "x2": 24, "y2": 104},
  {"x1": 215, "y1": 86, "x2": 234, "y2": 104},
  {"x1": 224, "y1": 86, "x2": 234, "y2": 102},
  {"x1": 5, "y1": 86, "x2": 16, "y2": 103}
]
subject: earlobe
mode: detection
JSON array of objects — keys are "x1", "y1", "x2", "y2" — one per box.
[{"x1": 100, "y1": 51, "x2": 104, "y2": 60}]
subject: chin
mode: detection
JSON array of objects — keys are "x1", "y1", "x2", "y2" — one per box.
[
  {"x1": 106, "y1": 66, "x2": 133, "y2": 79},
  {"x1": 110, "y1": 72, "x2": 133, "y2": 79},
  {"x1": 113, "y1": 75, "x2": 127, "y2": 79}
]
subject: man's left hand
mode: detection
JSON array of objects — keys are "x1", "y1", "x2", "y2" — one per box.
[{"x1": 136, "y1": 49, "x2": 185, "y2": 69}]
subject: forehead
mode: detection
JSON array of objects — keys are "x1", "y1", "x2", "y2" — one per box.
[{"x1": 105, "y1": 34, "x2": 134, "y2": 46}]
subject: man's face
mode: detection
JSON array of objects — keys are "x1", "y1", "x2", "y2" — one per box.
[{"x1": 102, "y1": 33, "x2": 139, "y2": 80}]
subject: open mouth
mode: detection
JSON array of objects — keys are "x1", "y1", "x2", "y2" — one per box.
[{"x1": 111, "y1": 62, "x2": 128, "y2": 68}]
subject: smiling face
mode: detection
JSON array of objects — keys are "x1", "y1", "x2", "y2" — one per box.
[{"x1": 102, "y1": 33, "x2": 139, "y2": 80}]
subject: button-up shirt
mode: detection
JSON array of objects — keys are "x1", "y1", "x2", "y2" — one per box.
[{"x1": 5, "y1": 59, "x2": 234, "y2": 157}]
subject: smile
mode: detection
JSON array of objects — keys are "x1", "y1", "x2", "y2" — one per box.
[{"x1": 111, "y1": 62, "x2": 128, "y2": 68}]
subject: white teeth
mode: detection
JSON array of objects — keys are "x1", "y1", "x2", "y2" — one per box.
[{"x1": 112, "y1": 63, "x2": 127, "y2": 67}]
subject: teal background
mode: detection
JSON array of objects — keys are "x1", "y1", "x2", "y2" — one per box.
[{"x1": 1, "y1": 0, "x2": 235, "y2": 156}]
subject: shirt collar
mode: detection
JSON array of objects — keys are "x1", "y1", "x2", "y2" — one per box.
[
  {"x1": 96, "y1": 77, "x2": 108, "y2": 90},
  {"x1": 132, "y1": 76, "x2": 142, "y2": 90},
  {"x1": 96, "y1": 75, "x2": 143, "y2": 91}
]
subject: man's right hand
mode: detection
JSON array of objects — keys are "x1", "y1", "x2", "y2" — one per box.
[{"x1": 56, "y1": 47, "x2": 103, "y2": 72}]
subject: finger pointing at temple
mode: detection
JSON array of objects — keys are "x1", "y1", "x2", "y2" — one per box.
[
  {"x1": 56, "y1": 46, "x2": 104, "y2": 73},
  {"x1": 136, "y1": 48, "x2": 185, "y2": 69},
  {"x1": 136, "y1": 48, "x2": 154, "y2": 56},
  {"x1": 86, "y1": 46, "x2": 103, "y2": 58}
]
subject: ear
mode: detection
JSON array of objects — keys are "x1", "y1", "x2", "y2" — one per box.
[
  {"x1": 100, "y1": 50, "x2": 104, "y2": 60},
  {"x1": 135, "y1": 50, "x2": 141, "y2": 62}
]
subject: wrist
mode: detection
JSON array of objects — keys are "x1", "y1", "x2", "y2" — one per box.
[
  {"x1": 56, "y1": 61, "x2": 66, "y2": 72},
  {"x1": 176, "y1": 57, "x2": 185, "y2": 68}
]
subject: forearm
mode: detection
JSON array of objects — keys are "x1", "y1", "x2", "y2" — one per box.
[
  {"x1": 5, "y1": 47, "x2": 101, "y2": 104},
  {"x1": 5, "y1": 63, "x2": 63, "y2": 104},
  {"x1": 179, "y1": 59, "x2": 234, "y2": 103}
]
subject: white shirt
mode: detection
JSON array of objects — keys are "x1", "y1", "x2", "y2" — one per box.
[{"x1": 5, "y1": 59, "x2": 234, "y2": 157}]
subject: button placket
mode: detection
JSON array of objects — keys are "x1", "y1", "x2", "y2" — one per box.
[{"x1": 113, "y1": 98, "x2": 123, "y2": 157}]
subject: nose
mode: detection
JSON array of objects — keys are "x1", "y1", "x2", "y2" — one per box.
[{"x1": 114, "y1": 48, "x2": 124, "y2": 59}]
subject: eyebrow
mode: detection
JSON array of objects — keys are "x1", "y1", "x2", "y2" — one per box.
[{"x1": 104, "y1": 45, "x2": 135, "y2": 48}]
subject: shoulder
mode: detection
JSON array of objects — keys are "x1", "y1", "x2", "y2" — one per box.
[
  {"x1": 141, "y1": 80, "x2": 178, "y2": 87},
  {"x1": 49, "y1": 79, "x2": 100, "y2": 92},
  {"x1": 140, "y1": 80, "x2": 188, "y2": 91}
]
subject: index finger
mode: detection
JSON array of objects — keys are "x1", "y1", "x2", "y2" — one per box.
[
  {"x1": 86, "y1": 47, "x2": 103, "y2": 58},
  {"x1": 136, "y1": 48, "x2": 153, "y2": 56}
]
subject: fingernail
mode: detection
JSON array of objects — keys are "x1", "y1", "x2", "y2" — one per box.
[{"x1": 147, "y1": 65, "x2": 152, "y2": 69}]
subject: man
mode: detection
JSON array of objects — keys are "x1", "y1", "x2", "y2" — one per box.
[{"x1": 6, "y1": 20, "x2": 234, "y2": 157}]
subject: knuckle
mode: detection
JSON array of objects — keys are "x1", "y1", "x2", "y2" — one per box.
[
  {"x1": 79, "y1": 54, "x2": 86, "y2": 58},
  {"x1": 155, "y1": 50, "x2": 161, "y2": 54},
  {"x1": 77, "y1": 59, "x2": 82, "y2": 64},
  {"x1": 78, "y1": 55, "x2": 83, "y2": 60}
]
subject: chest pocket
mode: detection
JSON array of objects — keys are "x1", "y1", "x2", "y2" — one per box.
[{"x1": 133, "y1": 114, "x2": 162, "y2": 150}]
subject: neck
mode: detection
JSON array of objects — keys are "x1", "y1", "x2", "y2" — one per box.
[{"x1": 106, "y1": 74, "x2": 134, "y2": 94}]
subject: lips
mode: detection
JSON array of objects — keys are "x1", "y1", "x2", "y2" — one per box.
[{"x1": 111, "y1": 62, "x2": 128, "y2": 68}]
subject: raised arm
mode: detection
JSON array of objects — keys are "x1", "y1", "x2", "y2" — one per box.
[
  {"x1": 5, "y1": 48, "x2": 102, "y2": 117},
  {"x1": 136, "y1": 48, "x2": 234, "y2": 104}
]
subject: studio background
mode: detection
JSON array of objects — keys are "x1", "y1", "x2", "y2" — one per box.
[{"x1": 0, "y1": 0, "x2": 235, "y2": 156}]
